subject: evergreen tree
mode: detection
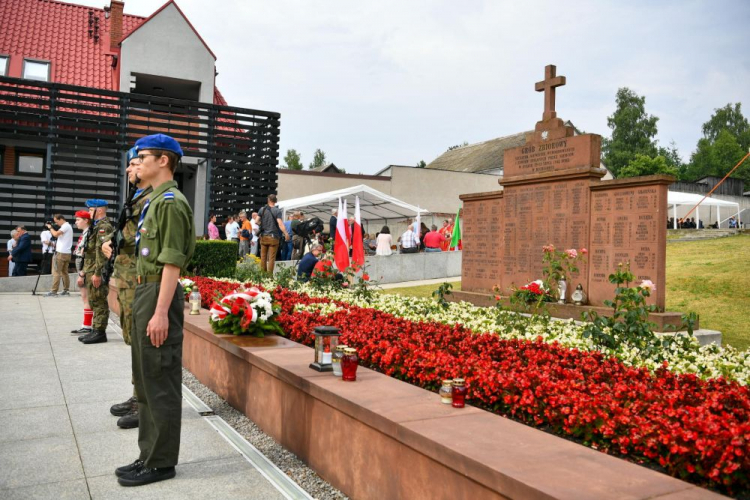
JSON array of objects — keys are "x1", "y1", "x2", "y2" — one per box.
[
  {"x1": 283, "y1": 149, "x2": 303, "y2": 170},
  {"x1": 416, "y1": 160, "x2": 427, "y2": 168},
  {"x1": 602, "y1": 88, "x2": 659, "y2": 177}
]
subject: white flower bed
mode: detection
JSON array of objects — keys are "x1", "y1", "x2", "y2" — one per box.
[{"x1": 219, "y1": 277, "x2": 749, "y2": 385}]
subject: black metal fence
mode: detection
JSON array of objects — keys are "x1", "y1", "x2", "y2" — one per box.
[{"x1": 0, "y1": 76, "x2": 280, "y2": 270}]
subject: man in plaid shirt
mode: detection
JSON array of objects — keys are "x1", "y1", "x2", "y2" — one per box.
[{"x1": 400, "y1": 224, "x2": 420, "y2": 254}]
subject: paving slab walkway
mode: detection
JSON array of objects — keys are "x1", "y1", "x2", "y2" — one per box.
[{"x1": 0, "y1": 294, "x2": 288, "y2": 500}]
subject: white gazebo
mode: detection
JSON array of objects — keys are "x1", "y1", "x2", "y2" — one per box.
[
  {"x1": 277, "y1": 185, "x2": 429, "y2": 225},
  {"x1": 668, "y1": 191, "x2": 741, "y2": 228}
]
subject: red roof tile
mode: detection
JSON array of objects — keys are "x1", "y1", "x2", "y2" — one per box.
[{"x1": 0, "y1": 0, "x2": 226, "y2": 104}]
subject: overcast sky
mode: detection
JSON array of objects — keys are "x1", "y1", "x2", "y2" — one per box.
[{"x1": 80, "y1": 0, "x2": 750, "y2": 174}]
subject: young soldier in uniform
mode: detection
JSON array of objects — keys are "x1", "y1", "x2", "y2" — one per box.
[
  {"x1": 104, "y1": 147, "x2": 153, "y2": 429},
  {"x1": 115, "y1": 134, "x2": 194, "y2": 487},
  {"x1": 78, "y1": 199, "x2": 113, "y2": 345}
]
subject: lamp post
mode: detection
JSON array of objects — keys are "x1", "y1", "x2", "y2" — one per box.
[{"x1": 309, "y1": 326, "x2": 341, "y2": 372}]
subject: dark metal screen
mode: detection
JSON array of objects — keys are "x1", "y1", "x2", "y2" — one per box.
[{"x1": 0, "y1": 76, "x2": 280, "y2": 267}]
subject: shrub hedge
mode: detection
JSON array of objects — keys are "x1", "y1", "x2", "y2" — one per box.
[{"x1": 188, "y1": 240, "x2": 237, "y2": 278}]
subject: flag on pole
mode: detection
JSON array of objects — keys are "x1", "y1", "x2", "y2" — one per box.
[
  {"x1": 450, "y1": 209, "x2": 461, "y2": 250},
  {"x1": 343, "y1": 198, "x2": 352, "y2": 244},
  {"x1": 334, "y1": 198, "x2": 350, "y2": 271},
  {"x1": 351, "y1": 196, "x2": 365, "y2": 269}
]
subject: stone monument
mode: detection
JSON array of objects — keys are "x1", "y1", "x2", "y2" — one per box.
[{"x1": 459, "y1": 64, "x2": 673, "y2": 310}]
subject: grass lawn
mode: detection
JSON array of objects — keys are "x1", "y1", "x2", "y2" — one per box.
[{"x1": 381, "y1": 235, "x2": 750, "y2": 351}]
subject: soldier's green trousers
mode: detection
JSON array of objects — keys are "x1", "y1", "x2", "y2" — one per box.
[
  {"x1": 85, "y1": 274, "x2": 110, "y2": 332},
  {"x1": 117, "y1": 286, "x2": 135, "y2": 346},
  {"x1": 132, "y1": 281, "x2": 184, "y2": 468}
]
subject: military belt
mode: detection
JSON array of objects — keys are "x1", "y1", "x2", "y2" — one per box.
[{"x1": 136, "y1": 275, "x2": 162, "y2": 284}]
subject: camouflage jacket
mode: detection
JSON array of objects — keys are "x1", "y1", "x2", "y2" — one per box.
[
  {"x1": 113, "y1": 187, "x2": 152, "y2": 289},
  {"x1": 83, "y1": 217, "x2": 114, "y2": 276}
]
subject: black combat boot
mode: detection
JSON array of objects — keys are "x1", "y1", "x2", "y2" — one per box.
[
  {"x1": 78, "y1": 330, "x2": 97, "y2": 342},
  {"x1": 117, "y1": 403, "x2": 139, "y2": 429},
  {"x1": 110, "y1": 396, "x2": 136, "y2": 417},
  {"x1": 81, "y1": 330, "x2": 107, "y2": 344},
  {"x1": 115, "y1": 459, "x2": 144, "y2": 478}
]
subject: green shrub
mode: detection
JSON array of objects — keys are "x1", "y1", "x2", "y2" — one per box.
[{"x1": 188, "y1": 240, "x2": 237, "y2": 278}]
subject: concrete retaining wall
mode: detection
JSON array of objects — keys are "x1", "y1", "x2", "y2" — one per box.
[{"x1": 274, "y1": 251, "x2": 462, "y2": 284}]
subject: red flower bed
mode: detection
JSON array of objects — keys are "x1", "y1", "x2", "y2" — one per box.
[{"x1": 189, "y1": 277, "x2": 750, "y2": 494}]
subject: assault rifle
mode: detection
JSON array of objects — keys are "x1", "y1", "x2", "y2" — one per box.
[{"x1": 101, "y1": 181, "x2": 139, "y2": 285}]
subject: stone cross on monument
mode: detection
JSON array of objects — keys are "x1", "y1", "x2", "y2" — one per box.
[{"x1": 535, "y1": 64, "x2": 566, "y2": 121}]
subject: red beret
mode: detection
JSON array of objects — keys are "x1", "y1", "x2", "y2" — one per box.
[{"x1": 75, "y1": 210, "x2": 91, "y2": 219}]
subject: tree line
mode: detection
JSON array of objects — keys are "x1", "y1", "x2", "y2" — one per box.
[{"x1": 602, "y1": 88, "x2": 749, "y2": 182}]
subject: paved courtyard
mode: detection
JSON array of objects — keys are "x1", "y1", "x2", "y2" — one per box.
[{"x1": 0, "y1": 293, "x2": 290, "y2": 499}]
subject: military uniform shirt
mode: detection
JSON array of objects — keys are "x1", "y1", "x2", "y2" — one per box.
[
  {"x1": 136, "y1": 180, "x2": 195, "y2": 276},
  {"x1": 113, "y1": 187, "x2": 153, "y2": 285},
  {"x1": 83, "y1": 217, "x2": 113, "y2": 276}
]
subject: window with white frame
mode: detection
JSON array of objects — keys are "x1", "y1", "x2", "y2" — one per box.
[
  {"x1": 0, "y1": 56, "x2": 8, "y2": 76},
  {"x1": 23, "y1": 60, "x2": 50, "y2": 82}
]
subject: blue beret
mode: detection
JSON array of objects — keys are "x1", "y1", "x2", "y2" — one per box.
[
  {"x1": 134, "y1": 134, "x2": 183, "y2": 157},
  {"x1": 85, "y1": 199, "x2": 108, "y2": 208},
  {"x1": 126, "y1": 147, "x2": 138, "y2": 163}
]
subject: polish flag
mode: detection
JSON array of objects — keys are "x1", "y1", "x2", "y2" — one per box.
[
  {"x1": 334, "y1": 198, "x2": 350, "y2": 271},
  {"x1": 351, "y1": 196, "x2": 365, "y2": 270}
]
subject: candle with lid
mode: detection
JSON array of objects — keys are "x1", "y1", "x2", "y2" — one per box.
[
  {"x1": 439, "y1": 380, "x2": 453, "y2": 404},
  {"x1": 331, "y1": 345, "x2": 347, "y2": 377},
  {"x1": 341, "y1": 348, "x2": 359, "y2": 381},
  {"x1": 451, "y1": 378, "x2": 467, "y2": 408},
  {"x1": 309, "y1": 326, "x2": 341, "y2": 372},
  {"x1": 189, "y1": 287, "x2": 201, "y2": 315}
]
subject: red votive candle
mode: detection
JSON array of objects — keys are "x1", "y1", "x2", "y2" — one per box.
[
  {"x1": 451, "y1": 378, "x2": 467, "y2": 408},
  {"x1": 341, "y1": 348, "x2": 359, "y2": 381}
]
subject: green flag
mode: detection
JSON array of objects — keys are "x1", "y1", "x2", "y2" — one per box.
[{"x1": 450, "y1": 209, "x2": 461, "y2": 249}]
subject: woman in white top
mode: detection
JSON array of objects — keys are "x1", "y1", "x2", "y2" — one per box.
[
  {"x1": 375, "y1": 226, "x2": 393, "y2": 256},
  {"x1": 7, "y1": 230, "x2": 17, "y2": 276}
]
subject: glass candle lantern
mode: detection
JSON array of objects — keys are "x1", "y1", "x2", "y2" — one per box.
[
  {"x1": 341, "y1": 348, "x2": 359, "y2": 381},
  {"x1": 572, "y1": 284, "x2": 586, "y2": 306},
  {"x1": 439, "y1": 380, "x2": 453, "y2": 404},
  {"x1": 189, "y1": 288, "x2": 201, "y2": 315},
  {"x1": 332, "y1": 345, "x2": 347, "y2": 377},
  {"x1": 451, "y1": 378, "x2": 467, "y2": 408},
  {"x1": 309, "y1": 326, "x2": 341, "y2": 372}
]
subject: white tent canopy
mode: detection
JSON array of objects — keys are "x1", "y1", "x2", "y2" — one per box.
[
  {"x1": 667, "y1": 191, "x2": 741, "y2": 228},
  {"x1": 277, "y1": 184, "x2": 429, "y2": 222}
]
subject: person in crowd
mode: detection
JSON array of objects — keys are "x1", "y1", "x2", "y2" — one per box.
[
  {"x1": 399, "y1": 224, "x2": 419, "y2": 254},
  {"x1": 729, "y1": 216, "x2": 738, "y2": 228},
  {"x1": 418, "y1": 222, "x2": 429, "y2": 252},
  {"x1": 667, "y1": 217, "x2": 674, "y2": 229},
  {"x1": 238, "y1": 211, "x2": 253, "y2": 259},
  {"x1": 6, "y1": 229, "x2": 17, "y2": 276},
  {"x1": 40, "y1": 225, "x2": 54, "y2": 274},
  {"x1": 258, "y1": 194, "x2": 290, "y2": 274},
  {"x1": 297, "y1": 243, "x2": 324, "y2": 281},
  {"x1": 439, "y1": 219, "x2": 452, "y2": 251},
  {"x1": 281, "y1": 213, "x2": 294, "y2": 261},
  {"x1": 8, "y1": 225, "x2": 31, "y2": 276},
  {"x1": 225, "y1": 215, "x2": 239, "y2": 242},
  {"x1": 71, "y1": 210, "x2": 93, "y2": 336},
  {"x1": 45, "y1": 214, "x2": 74, "y2": 296},
  {"x1": 291, "y1": 211, "x2": 305, "y2": 260},
  {"x1": 102, "y1": 145, "x2": 153, "y2": 429},
  {"x1": 115, "y1": 133, "x2": 194, "y2": 487},
  {"x1": 78, "y1": 200, "x2": 112, "y2": 345},
  {"x1": 250, "y1": 212, "x2": 260, "y2": 256},
  {"x1": 698, "y1": 219, "x2": 704, "y2": 229},
  {"x1": 207, "y1": 213, "x2": 219, "y2": 240},
  {"x1": 423, "y1": 225, "x2": 444, "y2": 252},
  {"x1": 363, "y1": 233, "x2": 377, "y2": 255},
  {"x1": 375, "y1": 226, "x2": 393, "y2": 256},
  {"x1": 329, "y1": 209, "x2": 337, "y2": 242}
]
